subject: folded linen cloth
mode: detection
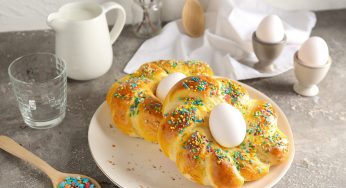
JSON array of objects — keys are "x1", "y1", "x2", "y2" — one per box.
[{"x1": 124, "y1": 0, "x2": 316, "y2": 80}]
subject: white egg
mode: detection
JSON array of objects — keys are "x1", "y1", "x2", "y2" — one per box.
[
  {"x1": 209, "y1": 103, "x2": 246, "y2": 148},
  {"x1": 156, "y1": 72, "x2": 186, "y2": 101},
  {"x1": 256, "y1": 15, "x2": 285, "y2": 43},
  {"x1": 298, "y1": 36, "x2": 329, "y2": 67}
]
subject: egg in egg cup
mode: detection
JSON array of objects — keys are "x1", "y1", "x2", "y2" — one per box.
[
  {"x1": 293, "y1": 52, "x2": 331, "y2": 97},
  {"x1": 252, "y1": 32, "x2": 287, "y2": 73},
  {"x1": 252, "y1": 15, "x2": 286, "y2": 73}
]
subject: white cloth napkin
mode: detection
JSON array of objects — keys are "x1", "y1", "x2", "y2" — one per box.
[{"x1": 124, "y1": 0, "x2": 316, "y2": 80}]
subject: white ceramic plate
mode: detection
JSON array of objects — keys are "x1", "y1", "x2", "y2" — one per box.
[{"x1": 88, "y1": 83, "x2": 295, "y2": 188}]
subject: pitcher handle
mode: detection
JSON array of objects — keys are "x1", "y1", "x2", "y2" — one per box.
[{"x1": 102, "y1": 2, "x2": 126, "y2": 44}]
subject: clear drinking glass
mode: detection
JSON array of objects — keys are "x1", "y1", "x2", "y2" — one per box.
[
  {"x1": 132, "y1": 0, "x2": 162, "y2": 38},
  {"x1": 8, "y1": 53, "x2": 67, "y2": 129}
]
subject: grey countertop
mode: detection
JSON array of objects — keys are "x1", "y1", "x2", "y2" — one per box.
[{"x1": 0, "y1": 9, "x2": 345, "y2": 188}]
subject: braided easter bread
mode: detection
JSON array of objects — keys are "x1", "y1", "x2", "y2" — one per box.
[
  {"x1": 106, "y1": 60, "x2": 213, "y2": 143},
  {"x1": 158, "y1": 76, "x2": 289, "y2": 187}
]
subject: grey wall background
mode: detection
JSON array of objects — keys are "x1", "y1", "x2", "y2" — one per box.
[{"x1": 1, "y1": 0, "x2": 346, "y2": 32}]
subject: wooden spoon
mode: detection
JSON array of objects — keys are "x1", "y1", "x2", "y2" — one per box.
[
  {"x1": 182, "y1": 0, "x2": 205, "y2": 37},
  {"x1": 0, "y1": 135, "x2": 101, "y2": 188}
]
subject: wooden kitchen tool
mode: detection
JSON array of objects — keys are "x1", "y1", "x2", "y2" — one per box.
[
  {"x1": 0, "y1": 135, "x2": 101, "y2": 188},
  {"x1": 182, "y1": 0, "x2": 205, "y2": 37}
]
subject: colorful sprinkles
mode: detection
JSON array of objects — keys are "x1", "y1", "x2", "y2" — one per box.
[
  {"x1": 165, "y1": 96, "x2": 207, "y2": 134},
  {"x1": 247, "y1": 102, "x2": 277, "y2": 136},
  {"x1": 182, "y1": 76, "x2": 214, "y2": 92},
  {"x1": 111, "y1": 60, "x2": 213, "y2": 118},
  {"x1": 220, "y1": 80, "x2": 248, "y2": 113},
  {"x1": 182, "y1": 131, "x2": 208, "y2": 160},
  {"x1": 129, "y1": 92, "x2": 145, "y2": 116},
  {"x1": 166, "y1": 105, "x2": 204, "y2": 134},
  {"x1": 58, "y1": 176, "x2": 95, "y2": 188},
  {"x1": 164, "y1": 76, "x2": 289, "y2": 171},
  {"x1": 109, "y1": 60, "x2": 289, "y2": 178}
]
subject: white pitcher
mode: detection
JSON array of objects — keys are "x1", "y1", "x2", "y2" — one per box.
[{"x1": 47, "y1": 1, "x2": 126, "y2": 80}]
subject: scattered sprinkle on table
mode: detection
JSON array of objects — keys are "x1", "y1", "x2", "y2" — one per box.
[{"x1": 58, "y1": 176, "x2": 95, "y2": 188}]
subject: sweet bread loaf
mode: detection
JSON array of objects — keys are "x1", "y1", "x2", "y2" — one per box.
[
  {"x1": 158, "y1": 76, "x2": 289, "y2": 187},
  {"x1": 106, "y1": 60, "x2": 213, "y2": 142},
  {"x1": 107, "y1": 61, "x2": 289, "y2": 187}
]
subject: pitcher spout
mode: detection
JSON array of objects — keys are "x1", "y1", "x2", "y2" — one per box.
[{"x1": 47, "y1": 12, "x2": 64, "y2": 31}]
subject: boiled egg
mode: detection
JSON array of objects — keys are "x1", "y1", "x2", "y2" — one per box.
[
  {"x1": 256, "y1": 15, "x2": 285, "y2": 43},
  {"x1": 298, "y1": 36, "x2": 329, "y2": 67},
  {"x1": 209, "y1": 103, "x2": 246, "y2": 148},
  {"x1": 156, "y1": 72, "x2": 186, "y2": 101}
]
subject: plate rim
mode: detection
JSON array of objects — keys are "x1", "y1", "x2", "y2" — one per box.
[
  {"x1": 239, "y1": 81, "x2": 295, "y2": 188},
  {"x1": 87, "y1": 103, "x2": 124, "y2": 188},
  {"x1": 88, "y1": 81, "x2": 295, "y2": 188}
]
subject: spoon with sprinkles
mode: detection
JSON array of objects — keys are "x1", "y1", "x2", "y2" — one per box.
[{"x1": 0, "y1": 136, "x2": 101, "y2": 188}]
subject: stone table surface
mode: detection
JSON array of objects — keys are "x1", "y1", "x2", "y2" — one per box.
[{"x1": 0, "y1": 9, "x2": 345, "y2": 188}]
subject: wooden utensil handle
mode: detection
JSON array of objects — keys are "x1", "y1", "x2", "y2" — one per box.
[{"x1": 0, "y1": 135, "x2": 60, "y2": 181}]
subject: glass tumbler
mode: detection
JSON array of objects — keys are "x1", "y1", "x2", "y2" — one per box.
[
  {"x1": 8, "y1": 53, "x2": 67, "y2": 129},
  {"x1": 132, "y1": 0, "x2": 162, "y2": 38}
]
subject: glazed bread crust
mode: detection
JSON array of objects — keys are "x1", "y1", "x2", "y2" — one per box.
[
  {"x1": 107, "y1": 61, "x2": 289, "y2": 187},
  {"x1": 158, "y1": 76, "x2": 289, "y2": 188},
  {"x1": 106, "y1": 60, "x2": 213, "y2": 142}
]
